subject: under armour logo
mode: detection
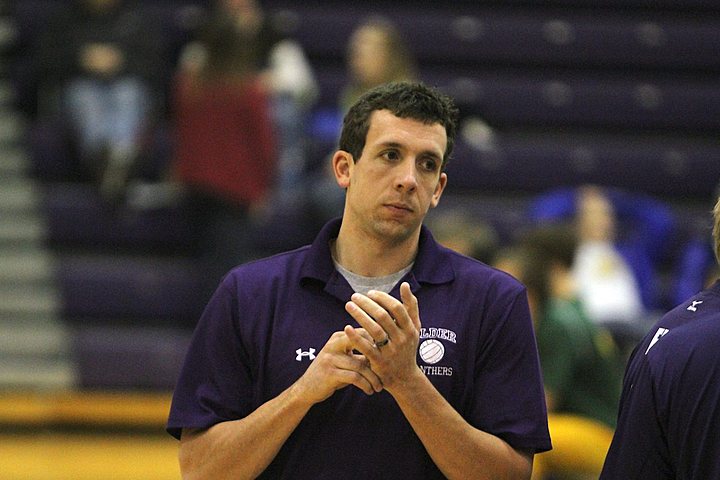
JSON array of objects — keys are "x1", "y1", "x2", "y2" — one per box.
[
  {"x1": 295, "y1": 348, "x2": 316, "y2": 361},
  {"x1": 645, "y1": 327, "x2": 669, "y2": 355},
  {"x1": 687, "y1": 300, "x2": 703, "y2": 312}
]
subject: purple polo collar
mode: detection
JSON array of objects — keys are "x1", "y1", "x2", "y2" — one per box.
[{"x1": 300, "y1": 218, "x2": 455, "y2": 299}]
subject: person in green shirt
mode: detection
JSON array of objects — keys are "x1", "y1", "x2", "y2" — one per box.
[{"x1": 493, "y1": 224, "x2": 624, "y2": 480}]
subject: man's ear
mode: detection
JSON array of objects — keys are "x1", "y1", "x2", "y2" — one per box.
[
  {"x1": 430, "y1": 172, "x2": 448, "y2": 209},
  {"x1": 332, "y1": 150, "x2": 353, "y2": 188}
]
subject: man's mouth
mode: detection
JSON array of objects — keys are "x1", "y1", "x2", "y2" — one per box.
[{"x1": 385, "y1": 203, "x2": 413, "y2": 213}]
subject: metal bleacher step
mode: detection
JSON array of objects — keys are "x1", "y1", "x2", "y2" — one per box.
[
  {"x1": 0, "y1": 261, "x2": 74, "y2": 390},
  {"x1": 0, "y1": 29, "x2": 76, "y2": 391},
  {"x1": 0, "y1": 92, "x2": 14, "y2": 116},
  {"x1": 0, "y1": 110, "x2": 24, "y2": 144},
  {"x1": 0, "y1": 231, "x2": 71, "y2": 381},
  {"x1": 0, "y1": 284, "x2": 60, "y2": 318},
  {"x1": 0, "y1": 285, "x2": 75, "y2": 389},
  {"x1": 0, "y1": 317, "x2": 71, "y2": 356},
  {"x1": 0, "y1": 216, "x2": 46, "y2": 249},
  {"x1": 0, "y1": 177, "x2": 41, "y2": 212},
  {"x1": 0, "y1": 144, "x2": 28, "y2": 176},
  {"x1": 0, "y1": 358, "x2": 76, "y2": 390},
  {"x1": 0, "y1": 249, "x2": 56, "y2": 284},
  {"x1": 0, "y1": 79, "x2": 15, "y2": 107},
  {"x1": 0, "y1": 14, "x2": 16, "y2": 49}
]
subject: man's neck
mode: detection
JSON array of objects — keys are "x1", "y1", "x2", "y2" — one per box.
[{"x1": 332, "y1": 226, "x2": 419, "y2": 277}]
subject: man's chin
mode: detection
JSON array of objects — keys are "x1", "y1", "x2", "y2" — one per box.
[{"x1": 372, "y1": 217, "x2": 419, "y2": 243}]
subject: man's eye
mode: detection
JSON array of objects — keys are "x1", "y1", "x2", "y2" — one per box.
[
  {"x1": 420, "y1": 158, "x2": 439, "y2": 172},
  {"x1": 383, "y1": 151, "x2": 400, "y2": 161}
]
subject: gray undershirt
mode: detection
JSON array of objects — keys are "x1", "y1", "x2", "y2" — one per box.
[{"x1": 333, "y1": 260, "x2": 413, "y2": 295}]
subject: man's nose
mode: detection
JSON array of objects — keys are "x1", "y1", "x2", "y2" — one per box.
[{"x1": 395, "y1": 160, "x2": 418, "y2": 191}]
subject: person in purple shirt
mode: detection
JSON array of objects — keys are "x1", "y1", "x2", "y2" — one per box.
[
  {"x1": 600, "y1": 196, "x2": 720, "y2": 479},
  {"x1": 167, "y1": 81, "x2": 551, "y2": 479}
]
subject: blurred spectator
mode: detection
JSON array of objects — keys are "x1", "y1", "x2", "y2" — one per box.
[
  {"x1": 308, "y1": 16, "x2": 417, "y2": 225},
  {"x1": 672, "y1": 236, "x2": 720, "y2": 307},
  {"x1": 600, "y1": 195, "x2": 720, "y2": 479},
  {"x1": 339, "y1": 16, "x2": 417, "y2": 114},
  {"x1": 529, "y1": 185, "x2": 677, "y2": 324},
  {"x1": 426, "y1": 209, "x2": 499, "y2": 264},
  {"x1": 573, "y1": 186, "x2": 645, "y2": 324},
  {"x1": 671, "y1": 183, "x2": 720, "y2": 306},
  {"x1": 492, "y1": 224, "x2": 624, "y2": 480},
  {"x1": 171, "y1": 13, "x2": 277, "y2": 300},
  {"x1": 33, "y1": 0, "x2": 165, "y2": 199},
  {"x1": 180, "y1": 0, "x2": 318, "y2": 204}
]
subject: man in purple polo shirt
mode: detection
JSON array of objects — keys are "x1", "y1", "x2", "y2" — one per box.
[
  {"x1": 600, "y1": 196, "x2": 720, "y2": 479},
  {"x1": 167, "y1": 81, "x2": 551, "y2": 479}
]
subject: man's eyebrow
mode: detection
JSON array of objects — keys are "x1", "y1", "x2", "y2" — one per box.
[
  {"x1": 378, "y1": 141, "x2": 442, "y2": 159},
  {"x1": 377, "y1": 141, "x2": 403, "y2": 150}
]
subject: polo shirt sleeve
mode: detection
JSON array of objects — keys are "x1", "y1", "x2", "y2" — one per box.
[
  {"x1": 600, "y1": 350, "x2": 673, "y2": 479},
  {"x1": 653, "y1": 330, "x2": 720, "y2": 479},
  {"x1": 167, "y1": 279, "x2": 253, "y2": 440},
  {"x1": 471, "y1": 285, "x2": 552, "y2": 453},
  {"x1": 603, "y1": 314, "x2": 720, "y2": 480}
]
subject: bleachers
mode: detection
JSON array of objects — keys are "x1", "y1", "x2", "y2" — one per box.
[
  {"x1": 272, "y1": 1, "x2": 720, "y2": 201},
  {"x1": 5, "y1": 0, "x2": 720, "y2": 400},
  {"x1": 435, "y1": 70, "x2": 720, "y2": 132},
  {"x1": 278, "y1": 4, "x2": 720, "y2": 72},
  {"x1": 445, "y1": 131, "x2": 720, "y2": 198},
  {"x1": 42, "y1": 183, "x2": 193, "y2": 252}
]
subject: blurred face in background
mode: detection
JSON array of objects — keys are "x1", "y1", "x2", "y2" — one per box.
[
  {"x1": 349, "y1": 25, "x2": 393, "y2": 88},
  {"x1": 576, "y1": 186, "x2": 616, "y2": 242},
  {"x1": 216, "y1": 0, "x2": 262, "y2": 32},
  {"x1": 218, "y1": 0, "x2": 259, "y2": 16},
  {"x1": 348, "y1": 21, "x2": 415, "y2": 90},
  {"x1": 493, "y1": 254, "x2": 540, "y2": 328}
]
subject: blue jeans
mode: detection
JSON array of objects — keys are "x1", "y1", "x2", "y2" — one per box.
[
  {"x1": 270, "y1": 93, "x2": 308, "y2": 202},
  {"x1": 64, "y1": 76, "x2": 151, "y2": 161}
]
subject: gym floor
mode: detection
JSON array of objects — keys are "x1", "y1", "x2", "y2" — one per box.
[{"x1": 0, "y1": 390, "x2": 180, "y2": 479}]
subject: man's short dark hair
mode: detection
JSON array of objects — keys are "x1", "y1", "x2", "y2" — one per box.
[{"x1": 339, "y1": 81, "x2": 460, "y2": 169}]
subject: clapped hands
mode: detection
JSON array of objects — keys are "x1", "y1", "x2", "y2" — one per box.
[
  {"x1": 344, "y1": 282, "x2": 422, "y2": 392},
  {"x1": 293, "y1": 282, "x2": 422, "y2": 406}
]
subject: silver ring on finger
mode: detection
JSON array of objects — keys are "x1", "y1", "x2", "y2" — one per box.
[{"x1": 375, "y1": 335, "x2": 390, "y2": 348}]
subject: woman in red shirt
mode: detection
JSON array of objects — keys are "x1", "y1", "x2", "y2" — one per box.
[{"x1": 172, "y1": 15, "x2": 277, "y2": 297}]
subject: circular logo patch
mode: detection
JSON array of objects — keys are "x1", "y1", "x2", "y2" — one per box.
[{"x1": 419, "y1": 339, "x2": 445, "y2": 364}]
